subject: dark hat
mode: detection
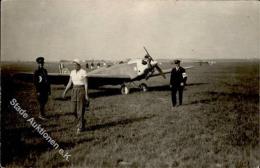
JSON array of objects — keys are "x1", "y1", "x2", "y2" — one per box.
[
  {"x1": 174, "y1": 60, "x2": 181, "y2": 64},
  {"x1": 36, "y1": 57, "x2": 44, "y2": 64}
]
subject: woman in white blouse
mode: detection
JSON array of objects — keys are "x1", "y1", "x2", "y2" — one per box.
[{"x1": 62, "y1": 59, "x2": 89, "y2": 134}]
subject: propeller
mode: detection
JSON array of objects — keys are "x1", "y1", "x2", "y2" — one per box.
[
  {"x1": 154, "y1": 64, "x2": 166, "y2": 79},
  {"x1": 143, "y1": 47, "x2": 154, "y2": 61},
  {"x1": 143, "y1": 47, "x2": 166, "y2": 79}
]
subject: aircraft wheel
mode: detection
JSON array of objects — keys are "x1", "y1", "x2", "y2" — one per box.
[
  {"x1": 121, "y1": 85, "x2": 130, "y2": 95},
  {"x1": 139, "y1": 83, "x2": 148, "y2": 92}
]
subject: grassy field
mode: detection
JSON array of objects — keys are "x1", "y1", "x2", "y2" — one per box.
[{"x1": 1, "y1": 61, "x2": 259, "y2": 167}]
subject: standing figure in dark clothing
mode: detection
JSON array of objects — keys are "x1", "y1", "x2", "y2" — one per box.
[
  {"x1": 34, "y1": 57, "x2": 51, "y2": 120},
  {"x1": 170, "y1": 60, "x2": 187, "y2": 107}
]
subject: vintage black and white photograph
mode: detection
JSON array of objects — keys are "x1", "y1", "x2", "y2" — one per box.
[{"x1": 1, "y1": 0, "x2": 259, "y2": 167}]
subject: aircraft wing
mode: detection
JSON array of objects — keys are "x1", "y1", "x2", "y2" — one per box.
[
  {"x1": 12, "y1": 70, "x2": 132, "y2": 87},
  {"x1": 183, "y1": 66, "x2": 194, "y2": 70},
  {"x1": 149, "y1": 66, "x2": 194, "y2": 78},
  {"x1": 85, "y1": 65, "x2": 134, "y2": 87},
  {"x1": 87, "y1": 73, "x2": 131, "y2": 79},
  {"x1": 12, "y1": 72, "x2": 34, "y2": 82},
  {"x1": 87, "y1": 63, "x2": 137, "y2": 79},
  {"x1": 12, "y1": 72, "x2": 70, "y2": 85}
]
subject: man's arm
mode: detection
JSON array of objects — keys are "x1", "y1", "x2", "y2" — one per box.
[
  {"x1": 170, "y1": 69, "x2": 175, "y2": 88},
  {"x1": 170, "y1": 69, "x2": 174, "y2": 84}
]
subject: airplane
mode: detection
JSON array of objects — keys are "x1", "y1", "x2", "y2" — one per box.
[
  {"x1": 13, "y1": 47, "x2": 193, "y2": 95},
  {"x1": 194, "y1": 60, "x2": 216, "y2": 66}
]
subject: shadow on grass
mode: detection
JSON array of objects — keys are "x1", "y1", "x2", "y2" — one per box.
[
  {"x1": 207, "y1": 91, "x2": 259, "y2": 102},
  {"x1": 54, "y1": 97, "x2": 71, "y2": 101},
  {"x1": 186, "y1": 82, "x2": 208, "y2": 86},
  {"x1": 48, "y1": 112, "x2": 76, "y2": 119},
  {"x1": 203, "y1": 91, "x2": 259, "y2": 148},
  {"x1": 139, "y1": 83, "x2": 208, "y2": 92},
  {"x1": 52, "y1": 83, "x2": 208, "y2": 99},
  {"x1": 54, "y1": 89, "x2": 122, "y2": 99},
  {"x1": 86, "y1": 115, "x2": 156, "y2": 131},
  {"x1": 2, "y1": 124, "x2": 94, "y2": 167},
  {"x1": 57, "y1": 137, "x2": 95, "y2": 149},
  {"x1": 89, "y1": 88, "x2": 122, "y2": 98},
  {"x1": 188, "y1": 98, "x2": 218, "y2": 105},
  {"x1": 229, "y1": 102, "x2": 259, "y2": 148},
  {"x1": 1, "y1": 126, "x2": 50, "y2": 166},
  {"x1": 148, "y1": 85, "x2": 170, "y2": 92},
  {"x1": 187, "y1": 91, "x2": 259, "y2": 105}
]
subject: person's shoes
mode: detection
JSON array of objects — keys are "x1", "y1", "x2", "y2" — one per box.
[{"x1": 39, "y1": 115, "x2": 48, "y2": 120}]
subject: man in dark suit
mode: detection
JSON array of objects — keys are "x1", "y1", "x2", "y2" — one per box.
[
  {"x1": 34, "y1": 57, "x2": 51, "y2": 120},
  {"x1": 170, "y1": 60, "x2": 187, "y2": 107}
]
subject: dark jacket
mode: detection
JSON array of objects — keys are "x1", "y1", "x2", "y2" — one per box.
[
  {"x1": 170, "y1": 66, "x2": 186, "y2": 85},
  {"x1": 34, "y1": 68, "x2": 51, "y2": 93}
]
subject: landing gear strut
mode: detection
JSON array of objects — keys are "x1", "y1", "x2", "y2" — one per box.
[
  {"x1": 139, "y1": 83, "x2": 148, "y2": 92},
  {"x1": 121, "y1": 85, "x2": 130, "y2": 95}
]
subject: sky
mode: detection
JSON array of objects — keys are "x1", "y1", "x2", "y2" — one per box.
[{"x1": 1, "y1": 0, "x2": 259, "y2": 61}]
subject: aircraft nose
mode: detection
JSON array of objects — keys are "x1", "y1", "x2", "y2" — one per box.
[{"x1": 151, "y1": 61, "x2": 158, "y2": 66}]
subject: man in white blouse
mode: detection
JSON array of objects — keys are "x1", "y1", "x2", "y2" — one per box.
[{"x1": 62, "y1": 59, "x2": 89, "y2": 134}]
